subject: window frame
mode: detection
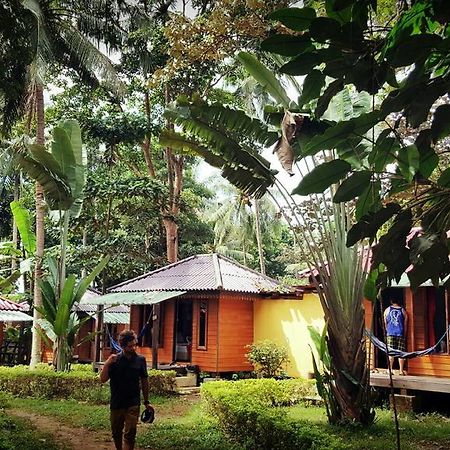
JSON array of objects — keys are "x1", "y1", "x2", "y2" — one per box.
[{"x1": 197, "y1": 300, "x2": 208, "y2": 351}]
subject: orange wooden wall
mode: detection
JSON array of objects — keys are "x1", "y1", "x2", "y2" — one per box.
[
  {"x1": 406, "y1": 287, "x2": 450, "y2": 377},
  {"x1": 366, "y1": 287, "x2": 450, "y2": 378},
  {"x1": 134, "y1": 292, "x2": 254, "y2": 373},
  {"x1": 191, "y1": 293, "x2": 219, "y2": 371},
  {"x1": 130, "y1": 299, "x2": 175, "y2": 365},
  {"x1": 216, "y1": 292, "x2": 254, "y2": 372}
]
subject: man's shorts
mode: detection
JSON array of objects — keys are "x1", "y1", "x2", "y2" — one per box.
[
  {"x1": 111, "y1": 405, "x2": 140, "y2": 446},
  {"x1": 387, "y1": 335, "x2": 406, "y2": 352}
]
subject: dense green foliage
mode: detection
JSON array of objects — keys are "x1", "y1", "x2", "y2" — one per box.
[
  {"x1": 267, "y1": 0, "x2": 450, "y2": 291},
  {"x1": 3, "y1": 385, "x2": 450, "y2": 450}
]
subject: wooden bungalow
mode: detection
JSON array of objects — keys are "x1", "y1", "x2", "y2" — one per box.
[
  {"x1": 0, "y1": 296, "x2": 33, "y2": 365},
  {"x1": 88, "y1": 253, "x2": 284, "y2": 374}
]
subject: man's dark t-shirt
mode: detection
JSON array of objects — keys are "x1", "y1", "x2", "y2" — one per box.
[{"x1": 108, "y1": 352, "x2": 148, "y2": 410}]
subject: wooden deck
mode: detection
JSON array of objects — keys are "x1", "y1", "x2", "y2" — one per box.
[{"x1": 371, "y1": 372, "x2": 450, "y2": 393}]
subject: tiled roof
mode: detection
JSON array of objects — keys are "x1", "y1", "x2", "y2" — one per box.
[
  {"x1": 0, "y1": 296, "x2": 29, "y2": 312},
  {"x1": 110, "y1": 253, "x2": 279, "y2": 294}
]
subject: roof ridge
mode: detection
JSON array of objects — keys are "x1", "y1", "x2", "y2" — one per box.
[
  {"x1": 212, "y1": 254, "x2": 223, "y2": 289},
  {"x1": 216, "y1": 253, "x2": 279, "y2": 284},
  {"x1": 109, "y1": 254, "x2": 199, "y2": 291}
]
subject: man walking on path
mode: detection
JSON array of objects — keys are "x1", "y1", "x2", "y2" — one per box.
[
  {"x1": 100, "y1": 329, "x2": 152, "y2": 450},
  {"x1": 384, "y1": 299, "x2": 408, "y2": 375}
]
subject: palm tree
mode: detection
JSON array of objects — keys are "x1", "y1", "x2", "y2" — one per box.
[
  {"x1": 205, "y1": 182, "x2": 283, "y2": 274},
  {"x1": 7, "y1": 0, "x2": 124, "y2": 367}
]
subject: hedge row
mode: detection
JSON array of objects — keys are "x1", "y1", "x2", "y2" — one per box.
[
  {"x1": 202, "y1": 378, "x2": 345, "y2": 450},
  {"x1": 0, "y1": 364, "x2": 176, "y2": 403}
]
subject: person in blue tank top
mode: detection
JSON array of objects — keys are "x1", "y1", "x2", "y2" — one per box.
[{"x1": 384, "y1": 299, "x2": 408, "y2": 375}]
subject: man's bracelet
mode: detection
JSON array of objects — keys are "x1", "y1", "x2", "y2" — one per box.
[{"x1": 143, "y1": 400, "x2": 150, "y2": 405}]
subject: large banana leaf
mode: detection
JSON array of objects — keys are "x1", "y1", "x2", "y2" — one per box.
[
  {"x1": 159, "y1": 131, "x2": 226, "y2": 168},
  {"x1": 15, "y1": 151, "x2": 73, "y2": 210},
  {"x1": 53, "y1": 274, "x2": 76, "y2": 336},
  {"x1": 237, "y1": 52, "x2": 291, "y2": 109},
  {"x1": 10, "y1": 200, "x2": 36, "y2": 254},
  {"x1": 164, "y1": 100, "x2": 277, "y2": 196},
  {"x1": 73, "y1": 255, "x2": 110, "y2": 304},
  {"x1": 38, "y1": 279, "x2": 57, "y2": 323},
  {"x1": 59, "y1": 120, "x2": 86, "y2": 217},
  {"x1": 51, "y1": 127, "x2": 76, "y2": 194},
  {"x1": 160, "y1": 131, "x2": 275, "y2": 198}
]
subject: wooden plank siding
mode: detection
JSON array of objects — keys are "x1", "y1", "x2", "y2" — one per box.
[
  {"x1": 191, "y1": 294, "x2": 219, "y2": 372},
  {"x1": 216, "y1": 292, "x2": 254, "y2": 372},
  {"x1": 133, "y1": 292, "x2": 254, "y2": 373},
  {"x1": 366, "y1": 287, "x2": 450, "y2": 380},
  {"x1": 406, "y1": 287, "x2": 450, "y2": 377},
  {"x1": 76, "y1": 319, "x2": 94, "y2": 361},
  {"x1": 364, "y1": 299, "x2": 376, "y2": 369}
]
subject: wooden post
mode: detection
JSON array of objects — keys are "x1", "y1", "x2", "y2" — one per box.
[
  {"x1": 151, "y1": 304, "x2": 160, "y2": 369},
  {"x1": 94, "y1": 305, "x2": 104, "y2": 363}
]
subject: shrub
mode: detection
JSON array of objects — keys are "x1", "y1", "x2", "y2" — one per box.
[
  {"x1": 202, "y1": 379, "x2": 344, "y2": 450},
  {"x1": 246, "y1": 340, "x2": 289, "y2": 378},
  {"x1": 0, "y1": 365, "x2": 176, "y2": 403}
]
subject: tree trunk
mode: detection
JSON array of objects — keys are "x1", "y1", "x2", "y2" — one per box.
[
  {"x1": 254, "y1": 198, "x2": 266, "y2": 275},
  {"x1": 30, "y1": 83, "x2": 46, "y2": 368},
  {"x1": 142, "y1": 91, "x2": 156, "y2": 178},
  {"x1": 162, "y1": 217, "x2": 179, "y2": 265},
  {"x1": 11, "y1": 174, "x2": 20, "y2": 273}
]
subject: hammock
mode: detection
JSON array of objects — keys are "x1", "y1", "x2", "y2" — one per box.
[
  {"x1": 105, "y1": 326, "x2": 122, "y2": 352},
  {"x1": 365, "y1": 326, "x2": 450, "y2": 359}
]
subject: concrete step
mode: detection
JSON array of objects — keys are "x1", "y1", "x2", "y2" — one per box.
[
  {"x1": 176, "y1": 386, "x2": 201, "y2": 395},
  {"x1": 175, "y1": 374, "x2": 197, "y2": 388}
]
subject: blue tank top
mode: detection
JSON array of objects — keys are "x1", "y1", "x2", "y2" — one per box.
[{"x1": 386, "y1": 306, "x2": 405, "y2": 337}]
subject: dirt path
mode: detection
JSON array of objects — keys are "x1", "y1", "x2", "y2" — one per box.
[
  {"x1": 8, "y1": 408, "x2": 143, "y2": 450},
  {"x1": 7, "y1": 394, "x2": 201, "y2": 450}
]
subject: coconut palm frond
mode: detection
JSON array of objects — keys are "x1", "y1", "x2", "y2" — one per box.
[{"x1": 57, "y1": 24, "x2": 124, "y2": 97}]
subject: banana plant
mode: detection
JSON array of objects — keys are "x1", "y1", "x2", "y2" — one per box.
[
  {"x1": 36, "y1": 255, "x2": 109, "y2": 371},
  {"x1": 11, "y1": 119, "x2": 108, "y2": 371}
]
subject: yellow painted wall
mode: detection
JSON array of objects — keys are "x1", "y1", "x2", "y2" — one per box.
[{"x1": 254, "y1": 294, "x2": 324, "y2": 378}]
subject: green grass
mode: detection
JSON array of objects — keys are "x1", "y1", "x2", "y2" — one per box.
[
  {"x1": 4, "y1": 395, "x2": 450, "y2": 450},
  {"x1": 286, "y1": 405, "x2": 450, "y2": 450},
  {"x1": 137, "y1": 403, "x2": 244, "y2": 450},
  {"x1": 0, "y1": 411, "x2": 62, "y2": 450}
]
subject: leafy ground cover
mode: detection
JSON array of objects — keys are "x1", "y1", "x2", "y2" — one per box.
[{"x1": 3, "y1": 393, "x2": 450, "y2": 450}]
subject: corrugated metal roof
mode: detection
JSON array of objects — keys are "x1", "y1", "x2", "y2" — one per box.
[
  {"x1": 0, "y1": 296, "x2": 29, "y2": 312},
  {"x1": 110, "y1": 253, "x2": 279, "y2": 294},
  {"x1": 77, "y1": 289, "x2": 130, "y2": 324},
  {"x1": 103, "y1": 312, "x2": 130, "y2": 324},
  {"x1": 0, "y1": 310, "x2": 33, "y2": 322},
  {"x1": 76, "y1": 303, "x2": 130, "y2": 314},
  {"x1": 81, "y1": 291, "x2": 186, "y2": 306}
]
